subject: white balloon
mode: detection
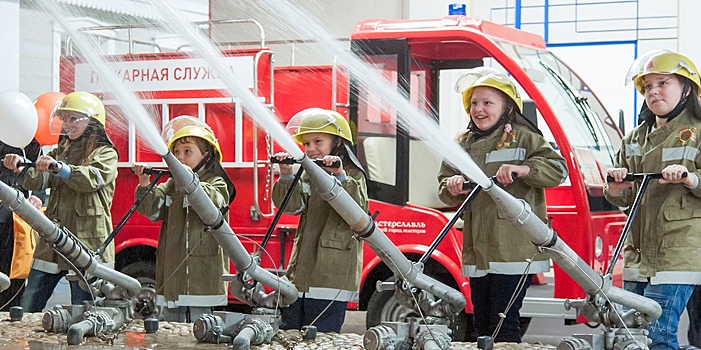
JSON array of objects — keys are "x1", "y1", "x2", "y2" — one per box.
[{"x1": 0, "y1": 91, "x2": 39, "y2": 147}]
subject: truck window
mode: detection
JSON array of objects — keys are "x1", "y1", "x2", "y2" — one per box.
[
  {"x1": 494, "y1": 42, "x2": 618, "y2": 210},
  {"x1": 355, "y1": 53, "x2": 447, "y2": 209}
]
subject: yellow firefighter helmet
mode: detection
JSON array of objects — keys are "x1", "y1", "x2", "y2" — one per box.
[
  {"x1": 286, "y1": 108, "x2": 354, "y2": 145},
  {"x1": 162, "y1": 116, "x2": 222, "y2": 161},
  {"x1": 52, "y1": 91, "x2": 106, "y2": 126},
  {"x1": 631, "y1": 50, "x2": 701, "y2": 95},
  {"x1": 455, "y1": 67, "x2": 523, "y2": 114}
]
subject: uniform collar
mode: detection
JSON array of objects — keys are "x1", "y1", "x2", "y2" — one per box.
[{"x1": 643, "y1": 109, "x2": 694, "y2": 145}]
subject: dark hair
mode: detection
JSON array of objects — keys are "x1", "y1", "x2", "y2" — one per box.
[
  {"x1": 685, "y1": 81, "x2": 701, "y2": 121},
  {"x1": 57, "y1": 118, "x2": 115, "y2": 165}
]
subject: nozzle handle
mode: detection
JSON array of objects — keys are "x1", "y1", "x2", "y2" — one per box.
[
  {"x1": 130, "y1": 167, "x2": 171, "y2": 176},
  {"x1": 270, "y1": 156, "x2": 340, "y2": 168},
  {"x1": 462, "y1": 173, "x2": 517, "y2": 190},
  {"x1": 16, "y1": 162, "x2": 59, "y2": 172},
  {"x1": 606, "y1": 172, "x2": 687, "y2": 182},
  {"x1": 270, "y1": 156, "x2": 296, "y2": 165},
  {"x1": 143, "y1": 167, "x2": 171, "y2": 176}
]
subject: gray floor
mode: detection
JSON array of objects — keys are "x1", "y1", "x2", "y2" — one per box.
[{"x1": 44, "y1": 277, "x2": 692, "y2": 346}]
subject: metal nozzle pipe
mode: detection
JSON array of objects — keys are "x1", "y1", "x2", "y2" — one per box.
[
  {"x1": 162, "y1": 152, "x2": 298, "y2": 307},
  {"x1": 0, "y1": 272, "x2": 9, "y2": 292},
  {"x1": 232, "y1": 327, "x2": 254, "y2": 350},
  {"x1": 0, "y1": 180, "x2": 142, "y2": 297},
  {"x1": 298, "y1": 156, "x2": 466, "y2": 314},
  {"x1": 66, "y1": 310, "x2": 114, "y2": 345},
  {"x1": 66, "y1": 319, "x2": 92, "y2": 345},
  {"x1": 483, "y1": 183, "x2": 662, "y2": 322}
]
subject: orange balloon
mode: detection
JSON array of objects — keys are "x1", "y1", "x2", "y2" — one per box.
[{"x1": 33, "y1": 92, "x2": 65, "y2": 146}]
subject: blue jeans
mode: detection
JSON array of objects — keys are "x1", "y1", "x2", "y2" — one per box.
[
  {"x1": 280, "y1": 294, "x2": 347, "y2": 333},
  {"x1": 624, "y1": 281, "x2": 695, "y2": 350},
  {"x1": 20, "y1": 268, "x2": 94, "y2": 312}
]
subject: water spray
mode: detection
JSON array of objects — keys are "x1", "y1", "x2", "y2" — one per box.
[
  {"x1": 38, "y1": 0, "x2": 167, "y2": 155},
  {"x1": 256, "y1": 0, "x2": 491, "y2": 188},
  {"x1": 251, "y1": 2, "x2": 662, "y2": 349},
  {"x1": 146, "y1": 0, "x2": 304, "y2": 159}
]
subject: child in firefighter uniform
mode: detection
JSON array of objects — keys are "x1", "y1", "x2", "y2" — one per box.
[
  {"x1": 132, "y1": 117, "x2": 234, "y2": 323},
  {"x1": 272, "y1": 108, "x2": 368, "y2": 333},
  {"x1": 438, "y1": 68, "x2": 567, "y2": 342},
  {"x1": 605, "y1": 50, "x2": 701, "y2": 350},
  {"x1": 2, "y1": 92, "x2": 118, "y2": 312}
]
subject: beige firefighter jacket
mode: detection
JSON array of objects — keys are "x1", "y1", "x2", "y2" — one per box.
[
  {"x1": 22, "y1": 142, "x2": 117, "y2": 271},
  {"x1": 272, "y1": 166, "x2": 367, "y2": 294},
  {"x1": 438, "y1": 123, "x2": 567, "y2": 276},
  {"x1": 604, "y1": 110, "x2": 701, "y2": 284},
  {"x1": 135, "y1": 172, "x2": 230, "y2": 306}
]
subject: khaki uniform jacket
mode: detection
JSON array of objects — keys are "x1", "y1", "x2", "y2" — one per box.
[
  {"x1": 272, "y1": 166, "x2": 367, "y2": 294},
  {"x1": 604, "y1": 111, "x2": 701, "y2": 284},
  {"x1": 136, "y1": 173, "x2": 229, "y2": 306},
  {"x1": 22, "y1": 141, "x2": 117, "y2": 271},
  {"x1": 438, "y1": 124, "x2": 567, "y2": 276}
]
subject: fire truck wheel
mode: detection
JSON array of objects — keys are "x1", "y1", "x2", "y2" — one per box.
[
  {"x1": 121, "y1": 261, "x2": 157, "y2": 289},
  {"x1": 365, "y1": 283, "x2": 474, "y2": 342}
]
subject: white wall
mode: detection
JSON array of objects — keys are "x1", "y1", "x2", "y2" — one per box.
[
  {"x1": 467, "y1": 0, "x2": 694, "y2": 129},
  {"x1": 12, "y1": 0, "x2": 700, "y2": 128},
  {"x1": 0, "y1": 0, "x2": 20, "y2": 92},
  {"x1": 19, "y1": 8, "x2": 56, "y2": 99},
  {"x1": 408, "y1": 0, "x2": 471, "y2": 18},
  {"x1": 210, "y1": 0, "x2": 405, "y2": 66}
]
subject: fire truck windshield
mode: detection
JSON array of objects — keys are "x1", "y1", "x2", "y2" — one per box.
[
  {"x1": 492, "y1": 40, "x2": 620, "y2": 207},
  {"x1": 496, "y1": 41, "x2": 618, "y2": 171}
]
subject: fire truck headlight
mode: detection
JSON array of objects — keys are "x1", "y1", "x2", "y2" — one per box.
[{"x1": 595, "y1": 236, "x2": 603, "y2": 258}]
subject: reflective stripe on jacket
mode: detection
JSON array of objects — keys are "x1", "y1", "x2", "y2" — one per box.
[
  {"x1": 272, "y1": 166, "x2": 367, "y2": 295},
  {"x1": 22, "y1": 143, "x2": 117, "y2": 269},
  {"x1": 438, "y1": 124, "x2": 567, "y2": 276},
  {"x1": 604, "y1": 111, "x2": 701, "y2": 285},
  {"x1": 136, "y1": 173, "x2": 230, "y2": 306}
]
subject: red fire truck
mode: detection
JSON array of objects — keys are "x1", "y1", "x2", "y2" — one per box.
[{"x1": 58, "y1": 16, "x2": 625, "y2": 340}]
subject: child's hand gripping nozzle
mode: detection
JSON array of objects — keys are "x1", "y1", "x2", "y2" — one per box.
[
  {"x1": 0, "y1": 179, "x2": 148, "y2": 345},
  {"x1": 297, "y1": 154, "x2": 462, "y2": 350},
  {"x1": 161, "y1": 150, "x2": 298, "y2": 346},
  {"x1": 478, "y1": 174, "x2": 664, "y2": 350}
]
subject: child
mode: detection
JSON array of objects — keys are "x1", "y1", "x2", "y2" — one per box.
[
  {"x1": 132, "y1": 117, "x2": 234, "y2": 323},
  {"x1": 272, "y1": 108, "x2": 368, "y2": 333},
  {"x1": 606, "y1": 50, "x2": 701, "y2": 350},
  {"x1": 2, "y1": 91, "x2": 118, "y2": 312},
  {"x1": 438, "y1": 68, "x2": 567, "y2": 342}
]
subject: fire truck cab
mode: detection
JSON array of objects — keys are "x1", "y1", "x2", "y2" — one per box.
[
  {"x1": 342, "y1": 17, "x2": 626, "y2": 338},
  {"x1": 58, "y1": 16, "x2": 625, "y2": 341}
]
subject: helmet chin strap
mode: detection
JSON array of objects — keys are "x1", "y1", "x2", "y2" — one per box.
[{"x1": 192, "y1": 152, "x2": 212, "y2": 173}]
